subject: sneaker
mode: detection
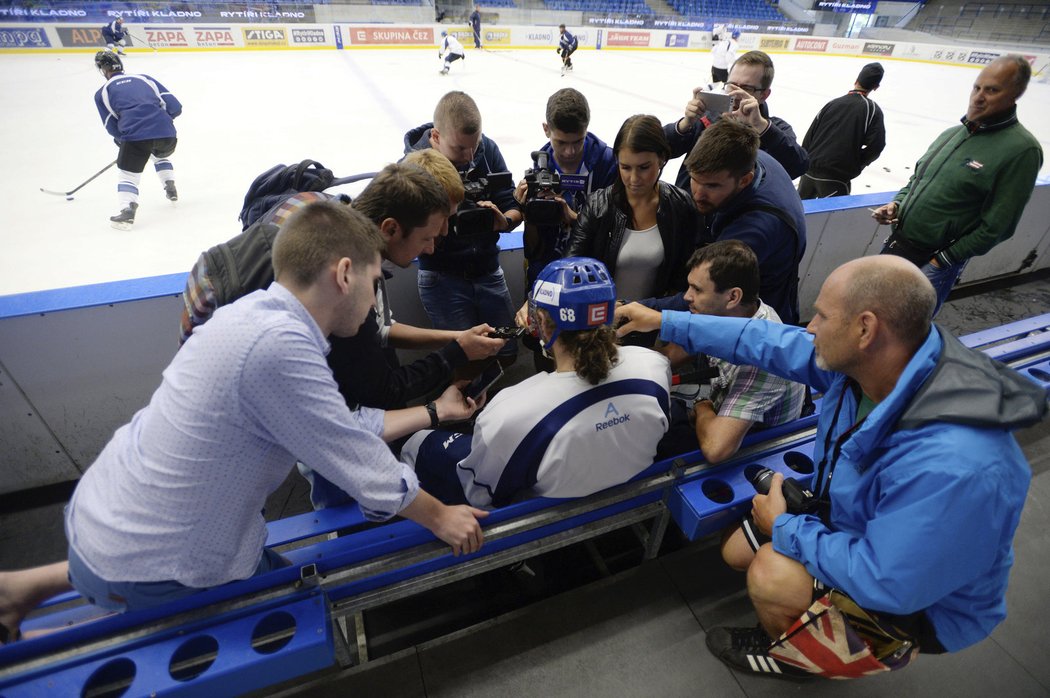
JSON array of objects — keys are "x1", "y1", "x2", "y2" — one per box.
[
  {"x1": 706, "y1": 625, "x2": 814, "y2": 681},
  {"x1": 164, "y1": 180, "x2": 178, "y2": 202},
  {"x1": 109, "y1": 202, "x2": 138, "y2": 231}
]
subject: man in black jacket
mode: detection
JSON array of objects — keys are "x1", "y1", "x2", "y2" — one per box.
[
  {"x1": 798, "y1": 63, "x2": 886, "y2": 198},
  {"x1": 665, "y1": 50, "x2": 809, "y2": 189}
]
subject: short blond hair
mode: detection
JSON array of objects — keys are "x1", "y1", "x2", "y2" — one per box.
[
  {"x1": 403, "y1": 149, "x2": 465, "y2": 208},
  {"x1": 433, "y1": 91, "x2": 481, "y2": 136}
]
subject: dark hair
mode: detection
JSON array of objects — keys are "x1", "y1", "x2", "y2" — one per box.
[
  {"x1": 684, "y1": 119, "x2": 758, "y2": 179},
  {"x1": 688, "y1": 240, "x2": 760, "y2": 307},
  {"x1": 536, "y1": 309, "x2": 619, "y2": 384},
  {"x1": 998, "y1": 54, "x2": 1032, "y2": 96},
  {"x1": 546, "y1": 88, "x2": 590, "y2": 133},
  {"x1": 732, "y1": 50, "x2": 774, "y2": 91},
  {"x1": 352, "y1": 163, "x2": 449, "y2": 236},
  {"x1": 273, "y1": 201, "x2": 385, "y2": 288},
  {"x1": 611, "y1": 114, "x2": 670, "y2": 225}
]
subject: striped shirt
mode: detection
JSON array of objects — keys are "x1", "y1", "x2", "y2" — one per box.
[{"x1": 708, "y1": 301, "x2": 806, "y2": 426}]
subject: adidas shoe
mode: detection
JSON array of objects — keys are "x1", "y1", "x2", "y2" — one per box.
[
  {"x1": 164, "y1": 180, "x2": 178, "y2": 202},
  {"x1": 705, "y1": 625, "x2": 814, "y2": 681},
  {"x1": 109, "y1": 202, "x2": 138, "y2": 231}
]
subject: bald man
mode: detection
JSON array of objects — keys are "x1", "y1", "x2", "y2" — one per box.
[
  {"x1": 616, "y1": 255, "x2": 1046, "y2": 680},
  {"x1": 872, "y1": 55, "x2": 1042, "y2": 314}
]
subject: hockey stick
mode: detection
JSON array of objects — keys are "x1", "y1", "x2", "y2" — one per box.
[
  {"x1": 127, "y1": 31, "x2": 158, "y2": 52},
  {"x1": 40, "y1": 160, "x2": 117, "y2": 198}
]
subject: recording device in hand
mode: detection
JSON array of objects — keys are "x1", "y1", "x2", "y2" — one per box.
[
  {"x1": 487, "y1": 326, "x2": 527, "y2": 339},
  {"x1": 452, "y1": 169, "x2": 514, "y2": 237},
  {"x1": 523, "y1": 150, "x2": 563, "y2": 226},
  {"x1": 464, "y1": 359, "x2": 504, "y2": 400},
  {"x1": 698, "y1": 90, "x2": 738, "y2": 115},
  {"x1": 749, "y1": 467, "x2": 819, "y2": 514}
]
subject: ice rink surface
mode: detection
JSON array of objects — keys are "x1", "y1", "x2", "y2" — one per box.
[{"x1": 2, "y1": 46, "x2": 1049, "y2": 296}]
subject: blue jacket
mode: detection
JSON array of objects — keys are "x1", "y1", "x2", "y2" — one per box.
[
  {"x1": 101, "y1": 20, "x2": 126, "y2": 43},
  {"x1": 403, "y1": 122, "x2": 518, "y2": 274},
  {"x1": 94, "y1": 73, "x2": 181, "y2": 142},
  {"x1": 523, "y1": 132, "x2": 618, "y2": 284},
  {"x1": 661, "y1": 312, "x2": 1045, "y2": 652},
  {"x1": 559, "y1": 30, "x2": 578, "y2": 52},
  {"x1": 708, "y1": 151, "x2": 805, "y2": 325}
]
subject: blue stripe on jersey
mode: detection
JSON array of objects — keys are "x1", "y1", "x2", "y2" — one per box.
[{"x1": 484, "y1": 378, "x2": 669, "y2": 507}]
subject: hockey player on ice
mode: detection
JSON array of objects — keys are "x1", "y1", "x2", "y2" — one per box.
[
  {"x1": 93, "y1": 51, "x2": 182, "y2": 230},
  {"x1": 101, "y1": 18, "x2": 128, "y2": 55},
  {"x1": 439, "y1": 30, "x2": 466, "y2": 75}
]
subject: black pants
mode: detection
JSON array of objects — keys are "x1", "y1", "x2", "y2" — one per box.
[
  {"x1": 798, "y1": 173, "x2": 850, "y2": 199},
  {"x1": 116, "y1": 137, "x2": 177, "y2": 172},
  {"x1": 711, "y1": 66, "x2": 728, "y2": 83}
]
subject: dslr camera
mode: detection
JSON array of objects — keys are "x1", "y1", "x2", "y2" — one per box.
[
  {"x1": 452, "y1": 168, "x2": 514, "y2": 237},
  {"x1": 749, "y1": 467, "x2": 820, "y2": 515},
  {"x1": 522, "y1": 150, "x2": 563, "y2": 226}
]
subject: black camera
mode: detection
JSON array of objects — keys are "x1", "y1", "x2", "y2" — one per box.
[
  {"x1": 523, "y1": 150, "x2": 563, "y2": 227},
  {"x1": 452, "y1": 169, "x2": 514, "y2": 237},
  {"x1": 749, "y1": 467, "x2": 819, "y2": 515}
]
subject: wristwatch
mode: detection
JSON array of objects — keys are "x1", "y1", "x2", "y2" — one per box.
[{"x1": 425, "y1": 401, "x2": 440, "y2": 428}]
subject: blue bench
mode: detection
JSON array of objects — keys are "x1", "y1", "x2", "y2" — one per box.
[{"x1": 3, "y1": 314, "x2": 1048, "y2": 696}]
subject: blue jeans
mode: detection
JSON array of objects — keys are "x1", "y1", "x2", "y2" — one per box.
[
  {"x1": 417, "y1": 267, "x2": 517, "y2": 356},
  {"x1": 67, "y1": 545, "x2": 289, "y2": 613},
  {"x1": 921, "y1": 258, "x2": 968, "y2": 316}
]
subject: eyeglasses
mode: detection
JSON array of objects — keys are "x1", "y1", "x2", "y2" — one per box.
[{"x1": 727, "y1": 81, "x2": 763, "y2": 96}]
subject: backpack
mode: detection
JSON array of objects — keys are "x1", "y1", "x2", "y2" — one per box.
[{"x1": 237, "y1": 159, "x2": 335, "y2": 231}]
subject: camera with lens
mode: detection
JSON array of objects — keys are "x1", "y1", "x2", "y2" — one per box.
[
  {"x1": 452, "y1": 168, "x2": 514, "y2": 237},
  {"x1": 522, "y1": 150, "x2": 563, "y2": 227},
  {"x1": 749, "y1": 467, "x2": 820, "y2": 515}
]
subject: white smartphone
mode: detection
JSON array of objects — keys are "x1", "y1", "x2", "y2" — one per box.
[{"x1": 698, "y1": 90, "x2": 736, "y2": 115}]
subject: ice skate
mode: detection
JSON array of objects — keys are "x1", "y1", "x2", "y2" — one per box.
[
  {"x1": 440, "y1": 66, "x2": 449, "y2": 75},
  {"x1": 164, "y1": 180, "x2": 178, "y2": 202},
  {"x1": 109, "y1": 202, "x2": 138, "y2": 231}
]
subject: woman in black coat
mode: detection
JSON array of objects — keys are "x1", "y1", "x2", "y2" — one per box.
[{"x1": 565, "y1": 114, "x2": 700, "y2": 301}]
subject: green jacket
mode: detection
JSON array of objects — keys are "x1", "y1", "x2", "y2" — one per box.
[{"x1": 893, "y1": 108, "x2": 1042, "y2": 266}]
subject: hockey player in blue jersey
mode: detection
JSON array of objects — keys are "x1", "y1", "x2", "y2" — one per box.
[
  {"x1": 558, "y1": 25, "x2": 578, "y2": 75},
  {"x1": 438, "y1": 30, "x2": 466, "y2": 75},
  {"x1": 101, "y1": 18, "x2": 128, "y2": 55},
  {"x1": 93, "y1": 51, "x2": 182, "y2": 230}
]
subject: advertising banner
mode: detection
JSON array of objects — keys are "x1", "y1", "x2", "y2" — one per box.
[
  {"x1": 0, "y1": 2, "x2": 314, "y2": 24},
  {"x1": 483, "y1": 28, "x2": 512, "y2": 45},
  {"x1": 348, "y1": 26, "x2": 434, "y2": 45},
  {"x1": 967, "y1": 50, "x2": 1000, "y2": 64},
  {"x1": 665, "y1": 32, "x2": 690, "y2": 48},
  {"x1": 193, "y1": 27, "x2": 237, "y2": 48},
  {"x1": 0, "y1": 25, "x2": 50, "y2": 48},
  {"x1": 760, "y1": 37, "x2": 790, "y2": 50},
  {"x1": 606, "y1": 30, "x2": 650, "y2": 48},
  {"x1": 828, "y1": 38, "x2": 863, "y2": 53},
  {"x1": 56, "y1": 26, "x2": 122, "y2": 48},
  {"x1": 794, "y1": 37, "x2": 828, "y2": 52},
  {"x1": 862, "y1": 41, "x2": 894, "y2": 56},
  {"x1": 813, "y1": 0, "x2": 876, "y2": 13},
  {"x1": 145, "y1": 26, "x2": 190, "y2": 48},
  {"x1": 291, "y1": 27, "x2": 326, "y2": 45},
  {"x1": 242, "y1": 27, "x2": 287, "y2": 47}
]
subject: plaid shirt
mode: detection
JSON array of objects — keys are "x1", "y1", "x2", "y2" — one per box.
[{"x1": 707, "y1": 301, "x2": 806, "y2": 427}]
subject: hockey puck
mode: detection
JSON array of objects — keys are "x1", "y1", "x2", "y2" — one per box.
[{"x1": 66, "y1": 196, "x2": 74, "y2": 201}]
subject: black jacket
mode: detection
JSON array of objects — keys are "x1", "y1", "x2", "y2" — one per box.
[
  {"x1": 566, "y1": 182, "x2": 700, "y2": 298},
  {"x1": 802, "y1": 91, "x2": 886, "y2": 181}
]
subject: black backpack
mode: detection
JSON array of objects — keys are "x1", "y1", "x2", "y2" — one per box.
[{"x1": 237, "y1": 159, "x2": 335, "y2": 231}]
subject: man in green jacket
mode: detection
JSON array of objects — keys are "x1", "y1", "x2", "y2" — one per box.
[{"x1": 872, "y1": 54, "x2": 1042, "y2": 313}]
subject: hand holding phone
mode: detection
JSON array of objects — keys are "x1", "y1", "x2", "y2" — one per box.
[
  {"x1": 487, "y1": 326, "x2": 527, "y2": 339},
  {"x1": 464, "y1": 360, "x2": 504, "y2": 401}
]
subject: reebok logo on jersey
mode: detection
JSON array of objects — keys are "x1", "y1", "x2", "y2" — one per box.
[{"x1": 596, "y1": 403, "x2": 629, "y2": 431}]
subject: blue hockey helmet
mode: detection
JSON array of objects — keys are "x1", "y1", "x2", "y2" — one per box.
[
  {"x1": 529, "y1": 257, "x2": 615, "y2": 350},
  {"x1": 441, "y1": 29, "x2": 448, "y2": 37},
  {"x1": 731, "y1": 30, "x2": 740, "y2": 39}
]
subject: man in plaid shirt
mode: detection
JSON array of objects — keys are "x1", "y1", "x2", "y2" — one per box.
[{"x1": 651, "y1": 240, "x2": 805, "y2": 463}]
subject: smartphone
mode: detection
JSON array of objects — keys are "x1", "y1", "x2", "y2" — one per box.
[
  {"x1": 487, "y1": 326, "x2": 527, "y2": 339},
  {"x1": 464, "y1": 360, "x2": 504, "y2": 401},
  {"x1": 698, "y1": 90, "x2": 735, "y2": 115}
]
